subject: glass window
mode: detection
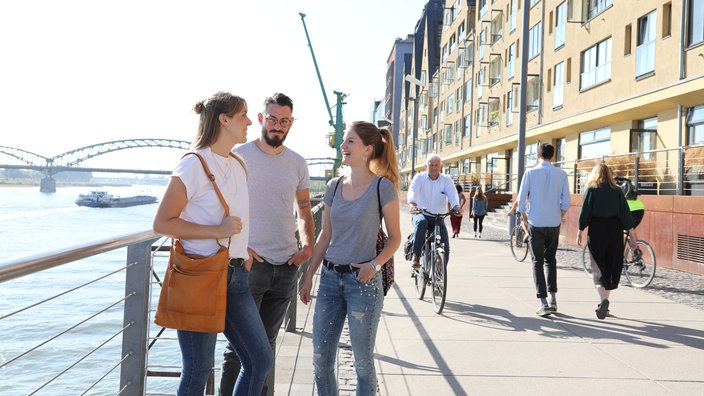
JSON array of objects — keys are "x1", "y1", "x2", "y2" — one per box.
[
  {"x1": 450, "y1": 34, "x2": 457, "y2": 54},
  {"x1": 464, "y1": 115, "x2": 472, "y2": 137},
  {"x1": 447, "y1": 93, "x2": 455, "y2": 115},
  {"x1": 525, "y1": 143, "x2": 539, "y2": 167},
  {"x1": 687, "y1": 105, "x2": 704, "y2": 145},
  {"x1": 581, "y1": 38, "x2": 612, "y2": 89},
  {"x1": 579, "y1": 127, "x2": 611, "y2": 159},
  {"x1": 636, "y1": 10, "x2": 656, "y2": 76},
  {"x1": 688, "y1": 0, "x2": 704, "y2": 46},
  {"x1": 491, "y1": 14, "x2": 503, "y2": 44},
  {"x1": 528, "y1": 22, "x2": 543, "y2": 59},
  {"x1": 442, "y1": 44, "x2": 448, "y2": 63},
  {"x1": 587, "y1": 0, "x2": 613, "y2": 20},
  {"x1": 506, "y1": 90, "x2": 514, "y2": 126},
  {"x1": 510, "y1": 0, "x2": 517, "y2": 32},
  {"x1": 456, "y1": 88, "x2": 462, "y2": 112},
  {"x1": 445, "y1": 124, "x2": 453, "y2": 144},
  {"x1": 465, "y1": 79, "x2": 473, "y2": 103},
  {"x1": 553, "y1": 62, "x2": 564, "y2": 108},
  {"x1": 530, "y1": 0, "x2": 541, "y2": 7},
  {"x1": 508, "y1": 43, "x2": 516, "y2": 79},
  {"x1": 632, "y1": 117, "x2": 657, "y2": 159},
  {"x1": 555, "y1": 2, "x2": 567, "y2": 49},
  {"x1": 459, "y1": 21, "x2": 466, "y2": 42},
  {"x1": 527, "y1": 76, "x2": 540, "y2": 111},
  {"x1": 479, "y1": 0, "x2": 488, "y2": 18},
  {"x1": 476, "y1": 107, "x2": 483, "y2": 138}
]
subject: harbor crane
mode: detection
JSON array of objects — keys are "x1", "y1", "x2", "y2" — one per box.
[{"x1": 299, "y1": 12, "x2": 348, "y2": 175}]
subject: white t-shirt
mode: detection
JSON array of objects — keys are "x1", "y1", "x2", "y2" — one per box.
[{"x1": 172, "y1": 147, "x2": 249, "y2": 259}]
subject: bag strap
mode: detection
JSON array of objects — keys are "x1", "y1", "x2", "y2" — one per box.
[
  {"x1": 183, "y1": 152, "x2": 230, "y2": 216},
  {"x1": 182, "y1": 152, "x2": 231, "y2": 248},
  {"x1": 376, "y1": 177, "x2": 383, "y2": 228}
]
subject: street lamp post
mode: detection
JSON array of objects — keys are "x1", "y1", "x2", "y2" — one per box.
[{"x1": 406, "y1": 74, "x2": 424, "y2": 179}]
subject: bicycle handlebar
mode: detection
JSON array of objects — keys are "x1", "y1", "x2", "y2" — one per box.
[{"x1": 417, "y1": 208, "x2": 456, "y2": 218}]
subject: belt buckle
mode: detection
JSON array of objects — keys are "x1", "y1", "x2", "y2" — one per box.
[{"x1": 229, "y1": 258, "x2": 244, "y2": 268}]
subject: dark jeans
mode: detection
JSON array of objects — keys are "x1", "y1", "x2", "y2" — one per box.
[
  {"x1": 411, "y1": 213, "x2": 450, "y2": 263},
  {"x1": 527, "y1": 224, "x2": 561, "y2": 299},
  {"x1": 219, "y1": 259, "x2": 299, "y2": 396},
  {"x1": 472, "y1": 215, "x2": 485, "y2": 233}
]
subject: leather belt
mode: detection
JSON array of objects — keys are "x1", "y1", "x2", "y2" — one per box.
[
  {"x1": 323, "y1": 259, "x2": 354, "y2": 273},
  {"x1": 228, "y1": 258, "x2": 245, "y2": 268}
]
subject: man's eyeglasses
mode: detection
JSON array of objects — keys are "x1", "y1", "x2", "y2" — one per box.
[{"x1": 264, "y1": 115, "x2": 294, "y2": 128}]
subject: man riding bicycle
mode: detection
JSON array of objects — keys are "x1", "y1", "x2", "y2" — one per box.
[{"x1": 407, "y1": 154, "x2": 461, "y2": 268}]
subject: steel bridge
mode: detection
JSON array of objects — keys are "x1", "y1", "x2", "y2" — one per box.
[{"x1": 0, "y1": 140, "x2": 336, "y2": 192}]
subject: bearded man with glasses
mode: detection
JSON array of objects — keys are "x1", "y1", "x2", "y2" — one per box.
[{"x1": 219, "y1": 93, "x2": 314, "y2": 396}]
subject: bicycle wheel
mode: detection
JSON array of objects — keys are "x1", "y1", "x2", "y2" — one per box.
[
  {"x1": 510, "y1": 225, "x2": 529, "y2": 262},
  {"x1": 414, "y1": 248, "x2": 429, "y2": 300},
  {"x1": 431, "y1": 247, "x2": 447, "y2": 314},
  {"x1": 582, "y1": 241, "x2": 594, "y2": 279},
  {"x1": 624, "y1": 240, "x2": 656, "y2": 288}
]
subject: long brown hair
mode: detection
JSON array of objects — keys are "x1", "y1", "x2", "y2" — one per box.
[
  {"x1": 350, "y1": 121, "x2": 400, "y2": 189},
  {"x1": 586, "y1": 163, "x2": 618, "y2": 190},
  {"x1": 474, "y1": 184, "x2": 486, "y2": 201}
]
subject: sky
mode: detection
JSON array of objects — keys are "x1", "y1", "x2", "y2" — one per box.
[{"x1": 0, "y1": 0, "x2": 430, "y2": 177}]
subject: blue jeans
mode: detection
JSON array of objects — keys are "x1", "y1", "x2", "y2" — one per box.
[
  {"x1": 220, "y1": 260, "x2": 299, "y2": 396},
  {"x1": 177, "y1": 266, "x2": 273, "y2": 396},
  {"x1": 411, "y1": 213, "x2": 450, "y2": 263},
  {"x1": 312, "y1": 266, "x2": 383, "y2": 396},
  {"x1": 527, "y1": 225, "x2": 561, "y2": 299}
]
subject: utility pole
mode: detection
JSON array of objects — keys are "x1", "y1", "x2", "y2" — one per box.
[{"x1": 406, "y1": 74, "x2": 424, "y2": 178}]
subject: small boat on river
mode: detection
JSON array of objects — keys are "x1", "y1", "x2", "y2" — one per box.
[{"x1": 75, "y1": 191, "x2": 158, "y2": 208}]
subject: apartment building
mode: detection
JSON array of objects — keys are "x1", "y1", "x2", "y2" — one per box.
[{"x1": 389, "y1": 0, "x2": 704, "y2": 273}]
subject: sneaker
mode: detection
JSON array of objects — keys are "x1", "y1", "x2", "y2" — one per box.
[
  {"x1": 536, "y1": 304, "x2": 552, "y2": 317},
  {"x1": 478, "y1": 233, "x2": 482, "y2": 238},
  {"x1": 548, "y1": 300, "x2": 558, "y2": 313},
  {"x1": 595, "y1": 299, "x2": 610, "y2": 320},
  {"x1": 474, "y1": 232, "x2": 477, "y2": 238}
]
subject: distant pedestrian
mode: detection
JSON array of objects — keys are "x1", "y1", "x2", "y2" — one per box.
[
  {"x1": 152, "y1": 92, "x2": 273, "y2": 395},
  {"x1": 450, "y1": 184, "x2": 466, "y2": 238},
  {"x1": 471, "y1": 185, "x2": 487, "y2": 238},
  {"x1": 299, "y1": 121, "x2": 401, "y2": 396},
  {"x1": 577, "y1": 164, "x2": 638, "y2": 319},
  {"x1": 517, "y1": 143, "x2": 570, "y2": 317}
]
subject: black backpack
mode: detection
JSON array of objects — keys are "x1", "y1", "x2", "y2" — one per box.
[{"x1": 614, "y1": 176, "x2": 638, "y2": 199}]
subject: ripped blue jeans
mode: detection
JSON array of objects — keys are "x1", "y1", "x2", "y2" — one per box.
[{"x1": 312, "y1": 266, "x2": 383, "y2": 396}]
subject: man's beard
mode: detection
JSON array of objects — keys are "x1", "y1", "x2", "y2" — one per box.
[{"x1": 262, "y1": 127, "x2": 287, "y2": 148}]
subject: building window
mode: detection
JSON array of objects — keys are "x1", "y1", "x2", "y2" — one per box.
[
  {"x1": 491, "y1": 13, "x2": 503, "y2": 44},
  {"x1": 506, "y1": 90, "x2": 514, "y2": 126},
  {"x1": 579, "y1": 127, "x2": 611, "y2": 159},
  {"x1": 687, "y1": 105, "x2": 704, "y2": 145},
  {"x1": 445, "y1": 124, "x2": 453, "y2": 144},
  {"x1": 456, "y1": 88, "x2": 462, "y2": 112},
  {"x1": 553, "y1": 62, "x2": 564, "y2": 108},
  {"x1": 464, "y1": 115, "x2": 472, "y2": 137},
  {"x1": 479, "y1": 29, "x2": 487, "y2": 60},
  {"x1": 442, "y1": 44, "x2": 448, "y2": 63},
  {"x1": 447, "y1": 93, "x2": 455, "y2": 115},
  {"x1": 527, "y1": 75, "x2": 541, "y2": 111},
  {"x1": 687, "y1": 0, "x2": 704, "y2": 47},
  {"x1": 587, "y1": 0, "x2": 613, "y2": 20},
  {"x1": 479, "y1": 0, "x2": 488, "y2": 18},
  {"x1": 459, "y1": 20, "x2": 466, "y2": 42},
  {"x1": 525, "y1": 143, "x2": 539, "y2": 167},
  {"x1": 490, "y1": 55, "x2": 502, "y2": 86},
  {"x1": 476, "y1": 107, "x2": 483, "y2": 138},
  {"x1": 632, "y1": 117, "x2": 657, "y2": 159},
  {"x1": 555, "y1": 2, "x2": 567, "y2": 49},
  {"x1": 510, "y1": 0, "x2": 517, "y2": 32},
  {"x1": 455, "y1": 120, "x2": 460, "y2": 145},
  {"x1": 508, "y1": 43, "x2": 516, "y2": 79},
  {"x1": 636, "y1": 10, "x2": 657, "y2": 76},
  {"x1": 465, "y1": 79, "x2": 473, "y2": 103},
  {"x1": 528, "y1": 22, "x2": 543, "y2": 59},
  {"x1": 530, "y1": 0, "x2": 541, "y2": 7},
  {"x1": 450, "y1": 34, "x2": 457, "y2": 54},
  {"x1": 581, "y1": 38, "x2": 612, "y2": 90}
]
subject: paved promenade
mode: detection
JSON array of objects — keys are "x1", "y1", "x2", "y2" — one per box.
[{"x1": 273, "y1": 209, "x2": 704, "y2": 396}]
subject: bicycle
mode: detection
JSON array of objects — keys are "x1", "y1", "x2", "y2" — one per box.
[
  {"x1": 581, "y1": 231, "x2": 656, "y2": 288},
  {"x1": 509, "y1": 213, "x2": 529, "y2": 262},
  {"x1": 411, "y1": 209, "x2": 453, "y2": 314}
]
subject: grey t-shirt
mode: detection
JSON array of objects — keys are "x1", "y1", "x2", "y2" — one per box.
[
  {"x1": 323, "y1": 175, "x2": 397, "y2": 265},
  {"x1": 235, "y1": 141, "x2": 310, "y2": 264}
]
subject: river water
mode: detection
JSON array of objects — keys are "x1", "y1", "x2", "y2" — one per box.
[{"x1": 0, "y1": 185, "x2": 213, "y2": 395}]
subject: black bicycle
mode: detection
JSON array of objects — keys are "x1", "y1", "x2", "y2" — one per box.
[
  {"x1": 411, "y1": 209, "x2": 453, "y2": 314},
  {"x1": 581, "y1": 231, "x2": 656, "y2": 288}
]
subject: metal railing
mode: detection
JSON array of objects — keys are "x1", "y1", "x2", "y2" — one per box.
[
  {"x1": 0, "y1": 201, "x2": 325, "y2": 395},
  {"x1": 445, "y1": 144, "x2": 704, "y2": 196}
]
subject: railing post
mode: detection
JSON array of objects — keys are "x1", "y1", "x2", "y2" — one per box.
[{"x1": 120, "y1": 238, "x2": 159, "y2": 395}]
